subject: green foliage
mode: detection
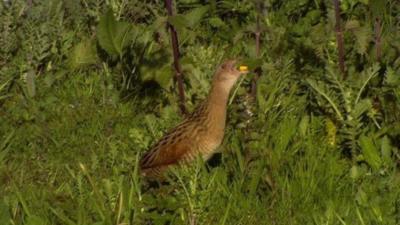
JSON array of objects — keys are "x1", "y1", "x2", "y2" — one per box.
[
  {"x1": 168, "y1": 5, "x2": 209, "y2": 31},
  {"x1": 1, "y1": 0, "x2": 400, "y2": 224},
  {"x1": 68, "y1": 39, "x2": 98, "y2": 70},
  {"x1": 97, "y1": 9, "x2": 133, "y2": 58}
]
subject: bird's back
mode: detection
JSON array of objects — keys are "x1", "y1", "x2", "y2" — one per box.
[{"x1": 139, "y1": 102, "x2": 223, "y2": 177}]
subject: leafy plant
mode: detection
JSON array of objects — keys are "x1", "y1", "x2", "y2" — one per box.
[{"x1": 97, "y1": 9, "x2": 134, "y2": 59}]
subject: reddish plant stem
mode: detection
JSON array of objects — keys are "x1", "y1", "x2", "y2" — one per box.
[
  {"x1": 374, "y1": 17, "x2": 382, "y2": 62},
  {"x1": 333, "y1": 0, "x2": 346, "y2": 79},
  {"x1": 165, "y1": 0, "x2": 188, "y2": 115}
]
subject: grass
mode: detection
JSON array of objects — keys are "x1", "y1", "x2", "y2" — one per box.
[{"x1": 1, "y1": 65, "x2": 399, "y2": 225}]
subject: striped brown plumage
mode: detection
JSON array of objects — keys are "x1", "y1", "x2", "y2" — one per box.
[{"x1": 139, "y1": 59, "x2": 247, "y2": 177}]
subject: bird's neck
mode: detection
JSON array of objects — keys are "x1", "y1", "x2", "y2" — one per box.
[
  {"x1": 207, "y1": 82, "x2": 232, "y2": 107},
  {"x1": 202, "y1": 82, "x2": 234, "y2": 134}
]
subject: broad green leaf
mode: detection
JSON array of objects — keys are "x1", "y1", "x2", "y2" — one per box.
[
  {"x1": 68, "y1": 39, "x2": 98, "y2": 69},
  {"x1": 140, "y1": 64, "x2": 173, "y2": 89},
  {"x1": 184, "y1": 5, "x2": 209, "y2": 27},
  {"x1": 168, "y1": 14, "x2": 189, "y2": 32},
  {"x1": 154, "y1": 65, "x2": 173, "y2": 89},
  {"x1": 168, "y1": 6, "x2": 209, "y2": 31},
  {"x1": 97, "y1": 9, "x2": 133, "y2": 57},
  {"x1": 209, "y1": 17, "x2": 225, "y2": 27},
  {"x1": 359, "y1": 135, "x2": 382, "y2": 170}
]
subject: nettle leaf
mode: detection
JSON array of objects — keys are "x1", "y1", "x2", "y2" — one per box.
[
  {"x1": 154, "y1": 65, "x2": 174, "y2": 89},
  {"x1": 97, "y1": 9, "x2": 133, "y2": 57},
  {"x1": 184, "y1": 5, "x2": 209, "y2": 27},
  {"x1": 168, "y1": 14, "x2": 188, "y2": 32},
  {"x1": 168, "y1": 6, "x2": 209, "y2": 31},
  {"x1": 359, "y1": 135, "x2": 382, "y2": 171},
  {"x1": 68, "y1": 39, "x2": 98, "y2": 69},
  {"x1": 140, "y1": 64, "x2": 173, "y2": 89},
  {"x1": 209, "y1": 17, "x2": 225, "y2": 28}
]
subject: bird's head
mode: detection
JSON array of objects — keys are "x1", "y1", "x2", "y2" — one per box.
[{"x1": 212, "y1": 59, "x2": 248, "y2": 91}]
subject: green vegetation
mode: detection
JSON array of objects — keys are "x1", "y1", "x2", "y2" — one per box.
[{"x1": 1, "y1": 0, "x2": 399, "y2": 224}]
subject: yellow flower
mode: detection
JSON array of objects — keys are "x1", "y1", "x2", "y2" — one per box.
[{"x1": 326, "y1": 118, "x2": 337, "y2": 146}]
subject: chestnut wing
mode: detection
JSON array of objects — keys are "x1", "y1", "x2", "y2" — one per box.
[{"x1": 139, "y1": 123, "x2": 192, "y2": 170}]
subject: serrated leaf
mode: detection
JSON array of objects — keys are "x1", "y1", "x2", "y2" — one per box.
[
  {"x1": 68, "y1": 39, "x2": 98, "y2": 69},
  {"x1": 359, "y1": 135, "x2": 382, "y2": 171},
  {"x1": 97, "y1": 9, "x2": 133, "y2": 57},
  {"x1": 209, "y1": 17, "x2": 225, "y2": 27},
  {"x1": 154, "y1": 65, "x2": 173, "y2": 89},
  {"x1": 168, "y1": 14, "x2": 189, "y2": 31},
  {"x1": 184, "y1": 5, "x2": 209, "y2": 27},
  {"x1": 140, "y1": 64, "x2": 173, "y2": 89}
]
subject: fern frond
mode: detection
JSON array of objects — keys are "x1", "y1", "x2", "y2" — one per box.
[{"x1": 307, "y1": 79, "x2": 344, "y2": 121}]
